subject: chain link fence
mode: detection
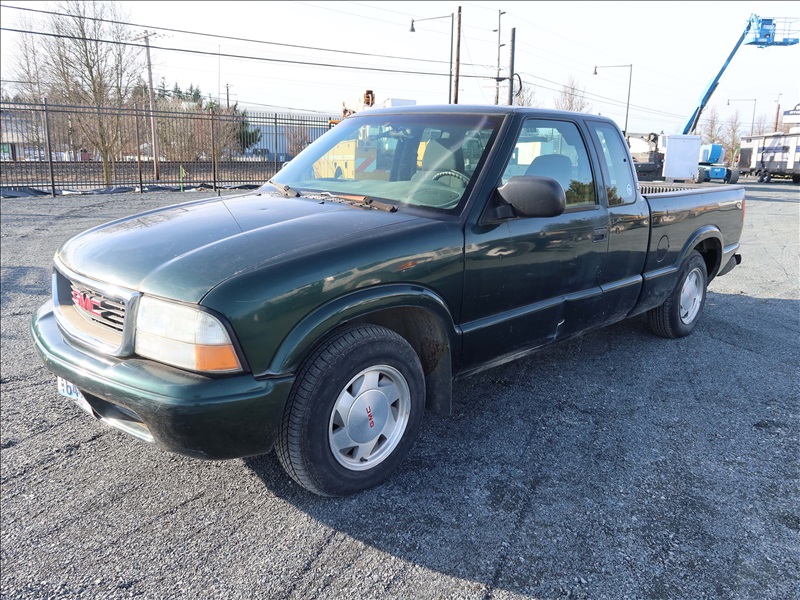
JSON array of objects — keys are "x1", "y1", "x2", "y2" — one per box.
[{"x1": 1, "y1": 101, "x2": 337, "y2": 196}]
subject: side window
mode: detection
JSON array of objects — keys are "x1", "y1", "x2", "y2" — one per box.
[
  {"x1": 500, "y1": 119, "x2": 596, "y2": 207},
  {"x1": 588, "y1": 122, "x2": 637, "y2": 206}
]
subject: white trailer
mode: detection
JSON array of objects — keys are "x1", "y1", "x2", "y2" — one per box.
[{"x1": 737, "y1": 130, "x2": 800, "y2": 183}]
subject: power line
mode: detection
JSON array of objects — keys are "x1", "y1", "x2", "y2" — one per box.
[
  {"x1": 516, "y1": 72, "x2": 689, "y2": 120},
  {"x1": 0, "y1": 3, "x2": 486, "y2": 70},
  {"x1": 1, "y1": 24, "x2": 508, "y2": 85}
]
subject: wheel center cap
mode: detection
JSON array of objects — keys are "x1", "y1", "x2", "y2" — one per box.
[{"x1": 347, "y1": 390, "x2": 389, "y2": 443}]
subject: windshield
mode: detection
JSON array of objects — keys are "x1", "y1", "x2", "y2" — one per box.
[{"x1": 262, "y1": 112, "x2": 503, "y2": 213}]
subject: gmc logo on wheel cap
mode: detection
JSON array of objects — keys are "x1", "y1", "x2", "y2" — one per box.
[{"x1": 72, "y1": 289, "x2": 102, "y2": 317}]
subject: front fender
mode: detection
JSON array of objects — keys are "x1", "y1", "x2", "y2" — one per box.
[{"x1": 266, "y1": 284, "x2": 460, "y2": 376}]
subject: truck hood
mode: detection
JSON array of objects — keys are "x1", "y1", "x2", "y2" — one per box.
[{"x1": 57, "y1": 192, "x2": 420, "y2": 303}]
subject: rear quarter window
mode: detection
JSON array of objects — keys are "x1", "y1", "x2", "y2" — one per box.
[{"x1": 588, "y1": 122, "x2": 637, "y2": 206}]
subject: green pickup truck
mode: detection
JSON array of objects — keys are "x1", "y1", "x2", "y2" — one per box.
[{"x1": 31, "y1": 106, "x2": 744, "y2": 496}]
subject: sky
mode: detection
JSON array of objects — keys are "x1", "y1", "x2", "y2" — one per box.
[{"x1": 1, "y1": 0, "x2": 798, "y2": 135}]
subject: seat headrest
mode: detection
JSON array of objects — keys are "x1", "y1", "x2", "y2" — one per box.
[
  {"x1": 422, "y1": 139, "x2": 457, "y2": 171},
  {"x1": 525, "y1": 154, "x2": 573, "y2": 188}
]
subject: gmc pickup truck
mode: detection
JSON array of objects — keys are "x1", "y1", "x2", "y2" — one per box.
[{"x1": 31, "y1": 106, "x2": 744, "y2": 496}]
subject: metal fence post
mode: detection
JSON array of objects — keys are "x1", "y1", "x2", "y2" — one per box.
[
  {"x1": 134, "y1": 104, "x2": 143, "y2": 193},
  {"x1": 42, "y1": 98, "x2": 56, "y2": 197},
  {"x1": 274, "y1": 113, "x2": 279, "y2": 174},
  {"x1": 210, "y1": 110, "x2": 218, "y2": 193}
]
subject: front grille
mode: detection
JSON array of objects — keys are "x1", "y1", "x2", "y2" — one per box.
[
  {"x1": 52, "y1": 259, "x2": 139, "y2": 356},
  {"x1": 70, "y1": 283, "x2": 126, "y2": 332}
]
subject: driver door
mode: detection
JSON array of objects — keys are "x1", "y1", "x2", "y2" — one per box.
[{"x1": 459, "y1": 117, "x2": 610, "y2": 372}]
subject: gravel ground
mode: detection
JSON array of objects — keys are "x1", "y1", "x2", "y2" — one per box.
[{"x1": 1, "y1": 180, "x2": 798, "y2": 599}]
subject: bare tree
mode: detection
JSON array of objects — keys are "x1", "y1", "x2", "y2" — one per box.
[
  {"x1": 43, "y1": 1, "x2": 143, "y2": 105},
  {"x1": 10, "y1": 15, "x2": 47, "y2": 102},
  {"x1": 752, "y1": 114, "x2": 770, "y2": 136},
  {"x1": 721, "y1": 111, "x2": 743, "y2": 166},
  {"x1": 515, "y1": 82, "x2": 539, "y2": 107},
  {"x1": 10, "y1": 1, "x2": 146, "y2": 183},
  {"x1": 286, "y1": 126, "x2": 310, "y2": 158},
  {"x1": 699, "y1": 107, "x2": 724, "y2": 145},
  {"x1": 554, "y1": 76, "x2": 591, "y2": 113}
]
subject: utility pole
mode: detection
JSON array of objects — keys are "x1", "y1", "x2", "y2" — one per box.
[
  {"x1": 507, "y1": 28, "x2": 516, "y2": 105},
  {"x1": 453, "y1": 6, "x2": 462, "y2": 104},
  {"x1": 494, "y1": 10, "x2": 506, "y2": 105},
  {"x1": 226, "y1": 83, "x2": 230, "y2": 109},
  {"x1": 774, "y1": 92, "x2": 783, "y2": 131},
  {"x1": 142, "y1": 31, "x2": 160, "y2": 180}
]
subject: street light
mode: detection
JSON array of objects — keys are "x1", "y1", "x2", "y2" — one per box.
[
  {"x1": 410, "y1": 12, "x2": 454, "y2": 104},
  {"x1": 593, "y1": 64, "x2": 633, "y2": 135},
  {"x1": 727, "y1": 98, "x2": 757, "y2": 136}
]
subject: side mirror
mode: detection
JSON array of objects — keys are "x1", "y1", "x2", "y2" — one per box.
[{"x1": 493, "y1": 176, "x2": 566, "y2": 219}]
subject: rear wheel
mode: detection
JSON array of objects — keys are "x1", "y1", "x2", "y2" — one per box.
[
  {"x1": 648, "y1": 250, "x2": 708, "y2": 339},
  {"x1": 276, "y1": 324, "x2": 425, "y2": 496}
]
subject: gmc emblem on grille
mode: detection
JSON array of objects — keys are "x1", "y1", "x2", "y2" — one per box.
[{"x1": 72, "y1": 289, "x2": 102, "y2": 317}]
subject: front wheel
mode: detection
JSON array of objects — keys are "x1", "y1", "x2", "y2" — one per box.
[
  {"x1": 276, "y1": 324, "x2": 425, "y2": 496},
  {"x1": 647, "y1": 250, "x2": 708, "y2": 339}
]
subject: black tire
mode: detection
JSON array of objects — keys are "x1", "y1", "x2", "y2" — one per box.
[
  {"x1": 647, "y1": 250, "x2": 708, "y2": 339},
  {"x1": 694, "y1": 168, "x2": 706, "y2": 184},
  {"x1": 276, "y1": 324, "x2": 425, "y2": 497}
]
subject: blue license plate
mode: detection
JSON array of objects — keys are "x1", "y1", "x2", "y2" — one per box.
[{"x1": 57, "y1": 377, "x2": 94, "y2": 415}]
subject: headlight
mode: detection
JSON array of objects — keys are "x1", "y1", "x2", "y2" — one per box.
[{"x1": 135, "y1": 296, "x2": 242, "y2": 373}]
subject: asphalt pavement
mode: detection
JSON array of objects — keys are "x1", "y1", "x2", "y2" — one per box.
[{"x1": 1, "y1": 180, "x2": 798, "y2": 599}]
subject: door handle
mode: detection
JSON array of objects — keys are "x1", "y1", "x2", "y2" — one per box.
[{"x1": 593, "y1": 227, "x2": 608, "y2": 242}]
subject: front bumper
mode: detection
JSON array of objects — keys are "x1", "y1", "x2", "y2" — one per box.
[{"x1": 31, "y1": 301, "x2": 294, "y2": 460}]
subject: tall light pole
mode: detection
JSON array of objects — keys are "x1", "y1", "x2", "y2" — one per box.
[
  {"x1": 507, "y1": 28, "x2": 516, "y2": 105},
  {"x1": 493, "y1": 10, "x2": 506, "y2": 105},
  {"x1": 593, "y1": 64, "x2": 633, "y2": 135},
  {"x1": 138, "y1": 30, "x2": 160, "y2": 180},
  {"x1": 410, "y1": 12, "x2": 455, "y2": 104},
  {"x1": 774, "y1": 92, "x2": 783, "y2": 131},
  {"x1": 727, "y1": 98, "x2": 757, "y2": 135}
]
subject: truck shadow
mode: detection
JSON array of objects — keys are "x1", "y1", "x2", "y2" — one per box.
[{"x1": 244, "y1": 290, "x2": 799, "y2": 596}]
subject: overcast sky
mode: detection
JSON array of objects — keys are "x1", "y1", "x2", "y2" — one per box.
[{"x1": 1, "y1": 0, "x2": 798, "y2": 134}]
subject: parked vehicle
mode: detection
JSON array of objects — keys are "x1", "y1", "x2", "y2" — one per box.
[
  {"x1": 31, "y1": 106, "x2": 745, "y2": 496},
  {"x1": 695, "y1": 143, "x2": 740, "y2": 184},
  {"x1": 629, "y1": 132, "x2": 664, "y2": 182},
  {"x1": 737, "y1": 130, "x2": 800, "y2": 183}
]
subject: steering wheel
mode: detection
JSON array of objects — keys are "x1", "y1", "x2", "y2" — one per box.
[{"x1": 433, "y1": 170, "x2": 470, "y2": 185}]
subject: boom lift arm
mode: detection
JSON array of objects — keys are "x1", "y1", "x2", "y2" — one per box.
[{"x1": 683, "y1": 14, "x2": 798, "y2": 135}]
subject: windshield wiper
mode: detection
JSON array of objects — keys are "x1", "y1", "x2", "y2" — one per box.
[
  {"x1": 266, "y1": 179, "x2": 300, "y2": 198},
  {"x1": 319, "y1": 192, "x2": 397, "y2": 213}
]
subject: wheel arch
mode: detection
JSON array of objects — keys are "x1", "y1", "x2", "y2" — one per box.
[
  {"x1": 268, "y1": 284, "x2": 459, "y2": 416},
  {"x1": 683, "y1": 226, "x2": 723, "y2": 281}
]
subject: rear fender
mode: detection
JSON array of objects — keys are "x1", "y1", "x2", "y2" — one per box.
[
  {"x1": 633, "y1": 226, "x2": 722, "y2": 316},
  {"x1": 679, "y1": 226, "x2": 722, "y2": 279}
]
